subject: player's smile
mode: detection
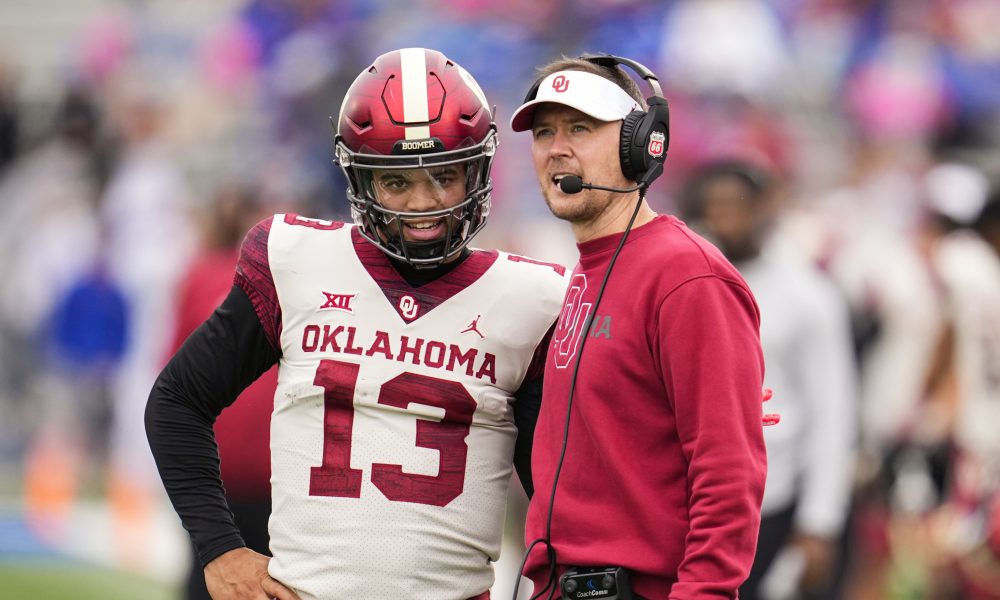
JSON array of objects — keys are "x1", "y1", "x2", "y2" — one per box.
[{"x1": 402, "y1": 217, "x2": 447, "y2": 241}]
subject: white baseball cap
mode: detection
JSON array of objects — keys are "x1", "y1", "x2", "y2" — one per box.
[
  {"x1": 923, "y1": 162, "x2": 989, "y2": 225},
  {"x1": 510, "y1": 70, "x2": 640, "y2": 132}
]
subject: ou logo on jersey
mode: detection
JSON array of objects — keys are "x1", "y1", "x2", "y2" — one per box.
[
  {"x1": 553, "y1": 274, "x2": 593, "y2": 369},
  {"x1": 399, "y1": 295, "x2": 420, "y2": 321}
]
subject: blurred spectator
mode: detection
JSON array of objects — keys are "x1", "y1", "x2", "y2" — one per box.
[
  {"x1": 99, "y1": 77, "x2": 197, "y2": 569},
  {"x1": 926, "y1": 170, "x2": 1000, "y2": 598},
  {"x1": 46, "y1": 257, "x2": 129, "y2": 463},
  {"x1": 798, "y1": 137, "x2": 936, "y2": 463},
  {"x1": 907, "y1": 162, "x2": 991, "y2": 479},
  {"x1": 839, "y1": 161, "x2": 993, "y2": 599},
  {"x1": 0, "y1": 87, "x2": 106, "y2": 476},
  {"x1": 681, "y1": 159, "x2": 857, "y2": 600},
  {"x1": 170, "y1": 181, "x2": 275, "y2": 600},
  {"x1": 946, "y1": 193, "x2": 1000, "y2": 598},
  {"x1": 21, "y1": 250, "x2": 128, "y2": 540}
]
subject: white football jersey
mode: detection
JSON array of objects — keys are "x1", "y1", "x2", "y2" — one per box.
[
  {"x1": 935, "y1": 233, "x2": 1000, "y2": 472},
  {"x1": 239, "y1": 214, "x2": 567, "y2": 599}
]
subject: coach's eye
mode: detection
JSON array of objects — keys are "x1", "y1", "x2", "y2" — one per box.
[{"x1": 532, "y1": 127, "x2": 553, "y2": 140}]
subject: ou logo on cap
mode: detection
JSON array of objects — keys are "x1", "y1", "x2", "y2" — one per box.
[{"x1": 552, "y1": 75, "x2": 569, "y2": 93}]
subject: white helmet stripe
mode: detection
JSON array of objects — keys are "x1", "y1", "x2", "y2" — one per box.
[{"x1": 400, "y1": 48, "x2": 431, "y2": 140}]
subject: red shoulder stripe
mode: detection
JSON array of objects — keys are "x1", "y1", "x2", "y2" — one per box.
[{"x1": 234, "y1": 217, "x2": 282, "y2": 350}]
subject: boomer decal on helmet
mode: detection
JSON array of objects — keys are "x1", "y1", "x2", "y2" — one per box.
[{"x1": 334, "y1": 48, "x2": 498, "y2": 268}]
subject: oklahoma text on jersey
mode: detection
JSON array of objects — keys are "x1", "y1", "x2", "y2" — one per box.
[{"x1": 300, "y1": 324, "x2": 498, "y2": 384}]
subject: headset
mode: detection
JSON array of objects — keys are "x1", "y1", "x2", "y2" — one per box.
[
  {"x1": 519, "y1": 53, "x2": 670, "y2": 190},
  {"x1": 512, "y1": 54, "x2": 669, "y2": 600}
]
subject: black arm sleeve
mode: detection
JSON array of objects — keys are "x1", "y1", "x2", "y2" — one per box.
[
  {"x1": 512, "y1": 376, "x2": 543, "y2": 498},
  {"x1": 144, "y1": 285, "x2": 279, "y2": 567}
]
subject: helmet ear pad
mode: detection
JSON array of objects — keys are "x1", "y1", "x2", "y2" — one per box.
[{"x1": 618, "y1": 110, "x2": 646, "y2": 182}]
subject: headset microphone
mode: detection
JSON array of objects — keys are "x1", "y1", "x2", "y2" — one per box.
[{"x1": 558, "y1": 175, "x2": 642, "y2": 195}]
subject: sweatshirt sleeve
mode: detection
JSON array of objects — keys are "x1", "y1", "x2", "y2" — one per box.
[{"x1": 659, "y1": 275, "x2": 767, "y2": 600}]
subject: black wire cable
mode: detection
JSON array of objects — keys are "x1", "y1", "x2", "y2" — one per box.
[{"x1": 512, "y1": 190, "x2": 647, "y2": 600}]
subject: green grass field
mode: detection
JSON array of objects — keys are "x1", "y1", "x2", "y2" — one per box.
[{"x1": 0, "y1": 562, "x2": 176, "y2": 600}]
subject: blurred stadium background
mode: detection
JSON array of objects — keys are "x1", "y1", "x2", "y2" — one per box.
[{"x1": 1, "y1": 0, "x2": 999, "y2": 598}]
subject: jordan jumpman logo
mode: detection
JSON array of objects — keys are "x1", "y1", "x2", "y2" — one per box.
[{"x1": 461, "y1": 315, "x2": 484, "y2": 338}]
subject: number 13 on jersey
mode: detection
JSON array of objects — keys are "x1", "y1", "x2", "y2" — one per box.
[{"x1": 308, "y1": 359, "x2": 478, "y2": 507}]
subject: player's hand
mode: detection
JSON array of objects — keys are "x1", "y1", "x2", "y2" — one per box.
[{"x1": 204, "y1": 547, "x2": 301, "y2": 600}]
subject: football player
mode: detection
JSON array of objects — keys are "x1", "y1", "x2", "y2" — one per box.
[{"x1": 146, "y1": 48, "x2": 568, "y2": 600}]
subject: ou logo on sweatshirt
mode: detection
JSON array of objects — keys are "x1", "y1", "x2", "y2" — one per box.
[{"x1": 553, "y1": 274, "x2": 593, "y2": 369}]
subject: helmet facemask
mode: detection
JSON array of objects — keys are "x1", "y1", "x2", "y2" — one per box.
[{"x1": 336, "y1": 128, "x2": 497, "y2": 268}]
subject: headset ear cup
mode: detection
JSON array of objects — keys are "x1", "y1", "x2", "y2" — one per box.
[
  {"x1": 647, "y1": 101, "x2": 670, "y2": 158},
  {"x1": 626, "y1": 102, "x2": 670, "y2": 186},
  {"x1": 619, "y1": 111, "x2": 646, "y2": 182}
]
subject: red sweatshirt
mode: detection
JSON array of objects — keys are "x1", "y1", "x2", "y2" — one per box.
[{"x1": 525, "y1": 215, "x2": 767, "y2": 599}]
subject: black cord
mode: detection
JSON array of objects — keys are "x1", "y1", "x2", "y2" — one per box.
[{"x1": 513, "y1": 190, "x2": 647, "y2": 600}]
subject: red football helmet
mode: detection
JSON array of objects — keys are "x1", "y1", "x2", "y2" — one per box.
[{"x1": 334, "y1": 48, "x2": 498, "y2": 267}]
